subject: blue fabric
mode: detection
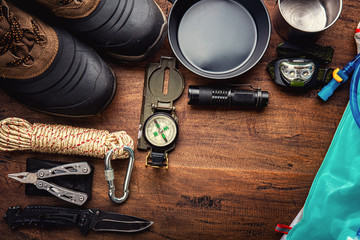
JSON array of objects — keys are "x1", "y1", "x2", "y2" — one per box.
[
  {"x1": 287, "y1": 103, "x2": 360, "y2": 240},
  {"x1": 350, "y1": 63, "x2": 360, "y2": 128}
]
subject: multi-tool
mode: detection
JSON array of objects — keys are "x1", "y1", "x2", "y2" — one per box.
[{"x1": 8, "y1": 162, "x2": 91, "y2": 206}]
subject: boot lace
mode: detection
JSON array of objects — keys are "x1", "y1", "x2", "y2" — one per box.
[
  {"x1": 58, "y1": 0, "x2": 82, "y2": 6},
  {"x1": 0, "y1": 4, "x2": 46, "y2": 67}
]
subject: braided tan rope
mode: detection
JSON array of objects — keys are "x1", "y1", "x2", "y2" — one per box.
[{"x1": 0, "y1": 117, "x2": 134, "y2": 159}]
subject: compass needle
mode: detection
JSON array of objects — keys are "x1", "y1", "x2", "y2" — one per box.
[{"x1": 144, "y1": 114, "x2": 177, "y2": 148}]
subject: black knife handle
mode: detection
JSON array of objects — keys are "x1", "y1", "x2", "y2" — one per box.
[{"x1": 3, "y1": 206, "x2": 93, "y2": 235}]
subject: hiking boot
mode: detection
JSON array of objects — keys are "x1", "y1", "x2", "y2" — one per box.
[
  {"x1": 34, "y1": 0, "x2": 167, "y2": 61},
  {"x1": 0, "y1": 0, "x2": 116, "y2": 117}
]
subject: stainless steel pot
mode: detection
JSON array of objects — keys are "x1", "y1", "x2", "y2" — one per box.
[{"x1": 168, "y1": 0, "x2": 271, "y2": 79}]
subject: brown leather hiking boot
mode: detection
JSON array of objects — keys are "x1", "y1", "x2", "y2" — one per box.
[
  {"x1": 0, "y1": 0, "x2": 116, "y2": 117},
  {"x1": 33, "y1": 0, "x2": 167, "y2": 61}
]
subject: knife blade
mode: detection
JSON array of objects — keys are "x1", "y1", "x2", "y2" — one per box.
[
  {"x1": 3, "y1": 206, "x2": 153, "y2": 235},
  {"x1": 90, "y1": 209, "x2": 153, "y2": 233}
]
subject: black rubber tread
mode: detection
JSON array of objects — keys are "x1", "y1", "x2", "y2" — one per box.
[
  {"x1": 0, "y1": 27, "x2": 116, "y2": 117},
  {"x1": 59, "y1": 0, "x2": 166, "y2": 60}
]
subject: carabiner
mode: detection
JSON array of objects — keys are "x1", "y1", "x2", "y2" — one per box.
[{"x1": 104, "y1": 146, "x2": 134, "y2": 204}]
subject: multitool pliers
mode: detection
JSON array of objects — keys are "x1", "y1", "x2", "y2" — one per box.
[{"x1": 8, "y1": 162, "x2": 91, "y2": 206}]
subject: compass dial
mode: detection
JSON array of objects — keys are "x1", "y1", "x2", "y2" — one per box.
[{"x1": 144, "y1": 113, "x2": 178, "y2": 148}]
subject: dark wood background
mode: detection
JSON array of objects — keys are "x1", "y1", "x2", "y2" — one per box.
[{"x1": 0, "y1": 0, "x2": 358, "y2": 239}]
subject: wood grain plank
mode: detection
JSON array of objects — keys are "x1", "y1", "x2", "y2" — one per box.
[{"x1": 0, "y1": 0, "x2": 359, "y2": 239}]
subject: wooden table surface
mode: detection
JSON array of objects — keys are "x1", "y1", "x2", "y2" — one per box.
[{"x1": 0, "y1": 0, "x2": 358, "y2": 239}]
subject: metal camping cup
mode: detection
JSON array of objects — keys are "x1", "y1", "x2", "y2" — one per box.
[{"x1": 273, "y1": 0, "x2": 342, "y2": 41}]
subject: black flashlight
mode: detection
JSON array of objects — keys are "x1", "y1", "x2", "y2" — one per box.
[{"x1": 188, "y1": 85, "x2": 269, "y2": 108}]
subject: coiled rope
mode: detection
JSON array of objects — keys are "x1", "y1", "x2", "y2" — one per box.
[{"x1": 0, "y1": 117, "x2": 134, "y2": 159}]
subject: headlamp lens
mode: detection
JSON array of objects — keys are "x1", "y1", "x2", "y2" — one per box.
[{"x1": 280, "y1": 60, "x2": 315, "y2": 84}]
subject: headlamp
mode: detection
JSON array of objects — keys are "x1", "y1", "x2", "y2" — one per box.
[{"x1": 268, "y1": 58, "x2": 333, "y2": 88}]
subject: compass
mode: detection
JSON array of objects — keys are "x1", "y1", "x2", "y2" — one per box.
[
  {"x1": 144, "y1": 113, "x2": 179, "y2": 148},
  {"x1": 137, "y1": 57, "x2": 184, "y2": 169}
]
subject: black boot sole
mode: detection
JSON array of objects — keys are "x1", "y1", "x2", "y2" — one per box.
[
  {"x1": 105, "y1": 1, "x2": 168, "y2": 62},
  {"x1": 58, "y1": 0, "x2": 168, "y2": 62}
]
